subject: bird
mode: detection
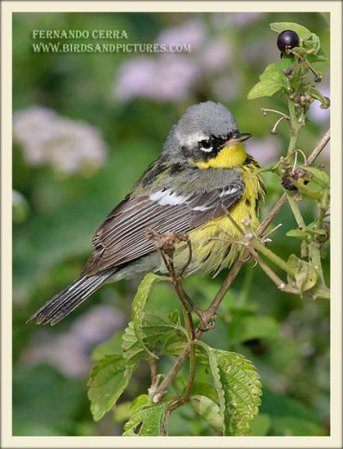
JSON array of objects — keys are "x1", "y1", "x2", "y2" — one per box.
[{"x1": 28, "y1": 101, "x2": 265, "y2": 326}]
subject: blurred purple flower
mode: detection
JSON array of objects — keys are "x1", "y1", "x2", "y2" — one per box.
[
  {"x1": 21, "y1": 305, "x2": 125, "y2": 377},
  {"x1": 212, "y1": 12, "x2": 264, "y2": 29},
  {"x1": 156, "y1": 18, "x2": 206, "y2": 49},
  {"x1": 201, "y1": 38, "x2": 232, "y2": 72},
  {"x1": 115, "y1": 55, "x2": 200, "y2": 102},
  {"x1": 212, "y1": 75, "x2": 241, "y2": 102},
  {"x1": 243, "y1": 38, "x2": 275, "y2": 66},
  {"x1": 13, "y1": 106, "x2": 107, "y2": 175},
  {"x1": 246, "y1": 136, "x2": 281, "y2": 165}
]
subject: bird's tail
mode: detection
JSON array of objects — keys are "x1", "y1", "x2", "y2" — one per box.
[{"x1": 27, "y1": 271, "x2": 113, "y2": 326}]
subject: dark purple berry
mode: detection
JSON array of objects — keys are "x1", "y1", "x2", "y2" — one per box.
[{"x1": 277, "y1": 30, "x2": 300, "y2": 54}]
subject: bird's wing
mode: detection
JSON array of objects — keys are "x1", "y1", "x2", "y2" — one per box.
[{"x1": 82, "y1": 179, "x2": 244, "y2": 275}]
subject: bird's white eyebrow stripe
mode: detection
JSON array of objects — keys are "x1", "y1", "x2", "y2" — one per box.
[{"x1": 176, "y1": 130, "x2": 209, "y2": 147}]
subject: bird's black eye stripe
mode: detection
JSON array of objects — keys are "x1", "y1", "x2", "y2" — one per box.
[{"x1": 197, "y1": 131, "x2": 241, "y2": 160}]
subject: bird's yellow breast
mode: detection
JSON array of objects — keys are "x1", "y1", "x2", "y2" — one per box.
[{"x1": 173, "y1": 162, "x2": 265, "y2": 276}]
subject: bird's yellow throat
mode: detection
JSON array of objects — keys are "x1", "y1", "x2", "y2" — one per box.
[{"x1": 195, "y1": 142, "x2": 247, "y2": 169}]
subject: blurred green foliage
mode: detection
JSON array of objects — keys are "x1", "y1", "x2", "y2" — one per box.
[{"x1": 13, "y1": 12, "x2": 329, "y2": 436}]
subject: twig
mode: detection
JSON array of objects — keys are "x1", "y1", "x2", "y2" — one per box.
[
  {"x1": 147, "y1": 230, "x2": 196, "y2": 407},
  {"x1": 150, "y1": 359, "x2": 157, "y2": 386},
  {"x1": 151, "y1": 129, "x2": 330, "y2": 402},
  {"x1": 305, "y1": 129, "x2": 330, "y2": 166}
]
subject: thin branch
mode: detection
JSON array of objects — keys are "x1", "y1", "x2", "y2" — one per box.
[
  {"x1": 305, "y1": 129, "x2": 330, "y2": 166},
  {"x1": 147, "y1": 230, "x2": 196, "y2": 406}
]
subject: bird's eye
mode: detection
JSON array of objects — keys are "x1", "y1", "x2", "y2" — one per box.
[{"x1": 199, "y1": 139, "x2": 213, "y2": 152}]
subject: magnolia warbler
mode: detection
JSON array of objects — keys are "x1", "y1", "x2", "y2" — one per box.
[{"x1": 28, "y1": 101, "x2": 265, "y2": 326}]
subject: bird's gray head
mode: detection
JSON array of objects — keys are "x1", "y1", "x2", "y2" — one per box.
[{"x1": 163, "y1": 101, "x2": 251, "y2": 165}]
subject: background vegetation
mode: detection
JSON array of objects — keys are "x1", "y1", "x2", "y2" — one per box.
[{"x1": 13, "y1": 12, "x2": 330, "y2": 436}]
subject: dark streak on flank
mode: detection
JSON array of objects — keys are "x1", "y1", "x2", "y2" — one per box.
[
  {"x1": 223, "y1": 244, "x2": 232, "y2": 260},
  {"x1": 169, "y1": 162, "x2": 183, "y2": 175},
  {"x1": 141, "y1": 160, "x2": 167, "y2": 187}
]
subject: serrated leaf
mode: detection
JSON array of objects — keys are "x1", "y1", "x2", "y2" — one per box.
[
  {"x1": 200, "y1": 344, "x2": 262, "y2": 436},
  {"x1": 287, "y1": 254, "x2": 318, "y2": 293},
  {"x1": 122, "y1": 321, "x2": 145, "y2": 363},
  {"x1": 168, "y1": 309, "x2": 181, "y2": 326},
  {"x1": 123, "y1": 402, "x2": 171, "y2": 436},
  {"x1": 132, "y1": 273, "x2": 167, "y2": 359},
  {"x1": 191, "y1": 395, "x2": 223, "y2": 433},
  {"x1": 247, "y1": 64, "x2": 287, "y2": 100},
  {"x1": 270, "y1": 22, "x2": 312, "y2": 40},
  {"x1": 228, "y1": 315, "x2": 280, "y2": 345},
  {"x1": 304, "y1": 32, "x2": 321, "y2": 53},
  {"x1": 164, "y1": 337, "x2": 187, "y2": 356},
  {"x1": 122, "y1": 314, "x2": 187, "y2": 363},
  {"x1": 130, "y1": 394, "x2": 152, "y2": 412},
  {"x1": 87, "y1": 355, "x2": 134, "y2": 422}
]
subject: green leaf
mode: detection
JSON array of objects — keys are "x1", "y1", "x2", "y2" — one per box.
[
  {"x1": 286, "y1": 229, "x2": 308, "y2": 239},
  {"x1": 304, "y1": 33, "x2": 321, "y2": 53},
  {"x1": 279, "y1": 55, "x2": 295, "y2": 70},
  {"x1": 307, "y1": 48, "x2": 328, "y2": 62},
  {"x1": 87, "y1": 355, "x2": 134, "y2": 422},
  {"x1": 200, "y1": 344, "x2": 262, "y2": 436},
  {"x1": 190, "y1": 381, "x2": 220, "y2": 405},
  {"x1": 247, "y1": 64, "x2": 287, "y2": 100},
  {"x1": 303, "y1": 167, "x2": 330, "y2": 187},
  {"x1": 287, "y1": 254, "x2": 318, "y2": 293},
  {"x1": 228, "y1": 315, "x2": 280, "y2": 345},
  {"x1": 122, "y1": 314, "x2": 187, "y2": 364},
  {"x1": 123, "y1": 402, "x2": 171, "y2": 436},
  {"x1": 91, "y1": 331, "x2": 124, "y2": 361},
  {"x1": 132, "y1": 273, "x2": 168, "y2": 359},
  {"x1": 191, "y1": 395, "x2": 223, "y2": 433},
  {"x1": 270, "y1": 22, "x2": 312, "y2": 40},
  {"x1": 307, "y1": 85, "x2": 330, "y2": 109},
  {"x1": 130, "y1": 394, "x2": 152, "y2": 412},
  {"x1": 113, "y1": 402, "x2": 132, "y2": 423},
  {"x1": 168, "y1": 308, "x2": 181, "y2": 326}
]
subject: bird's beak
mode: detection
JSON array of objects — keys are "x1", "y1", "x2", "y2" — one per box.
[{"x1": 228, "y1": 132, "x2": 251, "y2": 144}]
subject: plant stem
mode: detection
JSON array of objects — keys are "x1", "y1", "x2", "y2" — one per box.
[
  {"x1": 246, "y1": 244, "x2": 298, "y2": 293},
  {"x1": 287, "y1": 97, "x2": 299, "y2": 155},
  {"x1": 287, "y1": 194, "x2": 306, "y2": 230},
  {"x1": 308, "y1": 241, "x2": 325, "y2": 284},
  {"x1": 305, "y1": 130, "x2": 330, "y2": 166},
  {"x1": 250, "y1": 237, "x2": 296, "y2": 277}
]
